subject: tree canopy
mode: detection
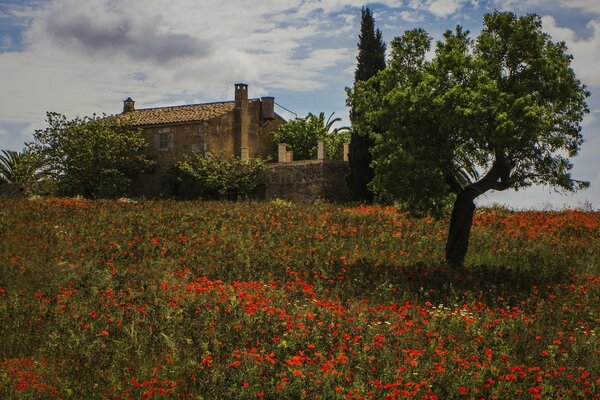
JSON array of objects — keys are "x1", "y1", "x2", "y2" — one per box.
[
  {"x1": 349, "y1": 11, "x2": 589, "y2": 265},
  {"x1": 28, "y1": 112, "x2": 155, "y2": 199}
]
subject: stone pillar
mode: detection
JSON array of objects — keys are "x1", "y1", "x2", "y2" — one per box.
[
  {"x1": 278, "y1": 143, "x2": 287, "y2": 163},
  {"x1": 343, "y1": 143, "x2": 349, "y2": 162},
  {"x1": 286, "y1": 151, "x2": 293, "y2": 162},
  {"x1": 234, "y1": 83, "x2": 249, "y2": 158},
  {"x1": 241, "y1": 147, "x2": 249, "y2": 161},
  {"x1": 317, "y1": 140, "x2": 325, "y2": 160}
]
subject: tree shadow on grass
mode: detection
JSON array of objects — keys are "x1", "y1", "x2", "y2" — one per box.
[{"x1": 327, "y1": 259, "x2": 571, "y2": 307}]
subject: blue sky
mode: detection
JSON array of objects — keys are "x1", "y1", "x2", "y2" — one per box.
[{"x1": 0, "y1": 0, "x2": 599, "y2": 209}]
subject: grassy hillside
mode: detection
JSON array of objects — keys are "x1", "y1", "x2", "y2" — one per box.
[{"x1": 0, "y1": 198, "x2": 598, "y2": 399}]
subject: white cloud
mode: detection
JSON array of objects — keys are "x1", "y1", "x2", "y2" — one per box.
[
  {"x1": 40, "y1": 3, "x2": 211, "y2": 64},
  {"x1": 493, "y1": 0, "x2": 600, "y2": 14},
  {"x1": 428, "y1": 0, "x2": 462, "y2": 18},
  {"x1": 301, "y1": 48, "x2": 354, "y2": 71},
  {"x1": 407, "y1": 0, "x2": 468, "y2": 18},
  {"x1": 541, "y1": 16, "x2": 600, "y2": 87},
  {"x1": 0, "y1": 0, "x2": 375, "y2": 129},
  {"x1": 395, "y1": 11, "x2": 425, "y2": 22},
  {"x1": 1, "y1": 35, "x2": 12, "y2": 50},
  {"x1": 0, "y1": 0, "x2": 478, "y2": 131}
]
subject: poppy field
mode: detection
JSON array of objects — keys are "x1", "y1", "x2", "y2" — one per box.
[{"x1": 0, "y1": 198, "x2": 598, "y2": 399}]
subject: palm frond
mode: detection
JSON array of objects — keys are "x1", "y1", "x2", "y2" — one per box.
[
  {"x1": 0, "y1": 149, "x2": 44, "y2": 185},
  {"x1": 451, "y1": 150, "x2": 480, "y2": 189},
  {"x1": 0, "y1": 150, "x2": 20, "y2": 183}
]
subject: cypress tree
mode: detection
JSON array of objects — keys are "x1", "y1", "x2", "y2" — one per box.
[
  {"x1": 354, "y1": 7, "x2": 386, "y2": 81},
  {"x1": 347, "y1": 6, "x2": 386, "y2": 202}
]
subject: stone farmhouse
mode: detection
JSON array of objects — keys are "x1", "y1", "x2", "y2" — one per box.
[
  {"x1": 121, "y1": 83, "x2": 351, "y2": 201},
  {"x1": 121, "y1": 83, "x2": 284, "y2": 196}
]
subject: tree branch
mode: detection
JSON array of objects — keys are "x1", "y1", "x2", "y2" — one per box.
[{"x1": 463, "y1": 149, "x2": 513, "y2": 199}]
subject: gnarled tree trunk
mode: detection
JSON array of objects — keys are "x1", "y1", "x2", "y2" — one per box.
[
  {"x1": 444, "y1": 152, "x2": 512, "y2": 266},
  {"x1": 445, "y1": 191, "x2": 476, "y2": 267}
]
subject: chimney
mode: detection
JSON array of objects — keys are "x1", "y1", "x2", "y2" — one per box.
[
  {"x1": 234, "y1": 83, "x2": 249, "y2": 158},
  {"x1": 123, "y1": 97, "x2": 135, "y2": 113},
  {"x1": 261, "y1": 96, "x2": 275, "y2": 121},
  {"x1": 235, "y1": 83, "x2": 248, "y2": 103}
]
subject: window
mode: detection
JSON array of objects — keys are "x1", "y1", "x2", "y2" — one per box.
[
  {"x1": 159, "y1": 132, "x2": 169, "y2": 149},
  {"x1": 155, "y1": 127, "x2": 172, "y2": 150}
]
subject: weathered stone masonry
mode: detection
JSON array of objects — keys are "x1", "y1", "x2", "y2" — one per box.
[
  {"x1": 120, "y1": 83, "x2": 352, "y2": 201},
  {"x1": 121, "y1": 84, "x2": 283, "y2": 196},
  {"x1": 260, "y1": 160, "x2": 351, "y2": 202}
]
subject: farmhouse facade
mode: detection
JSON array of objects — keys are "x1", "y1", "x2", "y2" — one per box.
[
  {"x1": 121, "y1": 84, "x2": 285, "y2": 196},
  {"x1": 119, "y1": 83, "x2": 352, "y2": 202}
]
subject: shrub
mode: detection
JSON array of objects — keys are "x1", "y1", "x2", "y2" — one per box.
[{"x1": 169, "y1": 152, "x2": 265, "y2": 200}]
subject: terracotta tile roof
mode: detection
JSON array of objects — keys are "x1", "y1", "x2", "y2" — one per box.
[{"x1": 120, "y1": 101, "x2": 239, "y2": 126}]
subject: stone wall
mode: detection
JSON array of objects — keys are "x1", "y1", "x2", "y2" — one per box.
[
  {"x1": 0, "y1": 183, "x2": 25, "y2": 198},
  {"x1": 260, "y1": 160, "x2": 351, "y2": 202}
]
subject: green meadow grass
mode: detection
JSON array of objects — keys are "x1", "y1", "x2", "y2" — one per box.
[{"x1": 0, "y1": 198, "x2": 598, "y2": 399}]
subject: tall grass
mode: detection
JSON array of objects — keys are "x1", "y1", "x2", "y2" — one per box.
[{"x1": 0, "y1": 198, "x2": 598, "y2": 399}]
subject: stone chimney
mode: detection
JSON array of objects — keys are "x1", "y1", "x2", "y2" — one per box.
[
  {"x1": 261, "y1": 96, "x2": 275, "y2": 121},
  {"x1": 234, "y1": 83, "x2": 249, "y2": 158},
  {"x1": 123, "y1": 97, "x2": 135, "y2": 113}
]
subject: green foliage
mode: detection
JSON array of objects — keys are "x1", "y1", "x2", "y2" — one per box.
[
  {"x1": 28, "y1": 112, "x2": 155, "y2": 199},
  {"x1": 272, "y1": 112, "x2": 350, "y2": 160},
  {"x1": 272, "y1": 117, "x2": 318, "y2": 160},
  {"x1": 0, "y1": 149, "x2": 50, "y2": 195},
  {"x1": 347, "y1": 6, "x2": 387, "y2": 202},
  {"x1": 0, "y1": 149, "x2": 26, "y2": 184},
  {"x1": 354, "y1": 6, "x2": 386, "y2": 82},
  {"x1": 350, "y1": 12, "x2": 589, "y2": 213},
  {"x1": 169, "y1": 152, "x2": 265, "y2": 200}
]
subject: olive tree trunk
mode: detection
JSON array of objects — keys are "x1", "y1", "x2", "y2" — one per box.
[
  {"x1": 445, "y1": 191, "x2": 476, "y2": 267},
  {"x1": 444, "y1": 153, "x2": 511, "y2": 266}
]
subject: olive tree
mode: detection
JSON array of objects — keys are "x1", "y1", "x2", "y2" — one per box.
[{"x1": 349, "y1": 12, "x2": 589, "y2": 266}]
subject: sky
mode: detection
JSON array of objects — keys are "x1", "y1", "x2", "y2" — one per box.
[{"x1": 0, "y1": 0, "x2": 598, "y2": 209}]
